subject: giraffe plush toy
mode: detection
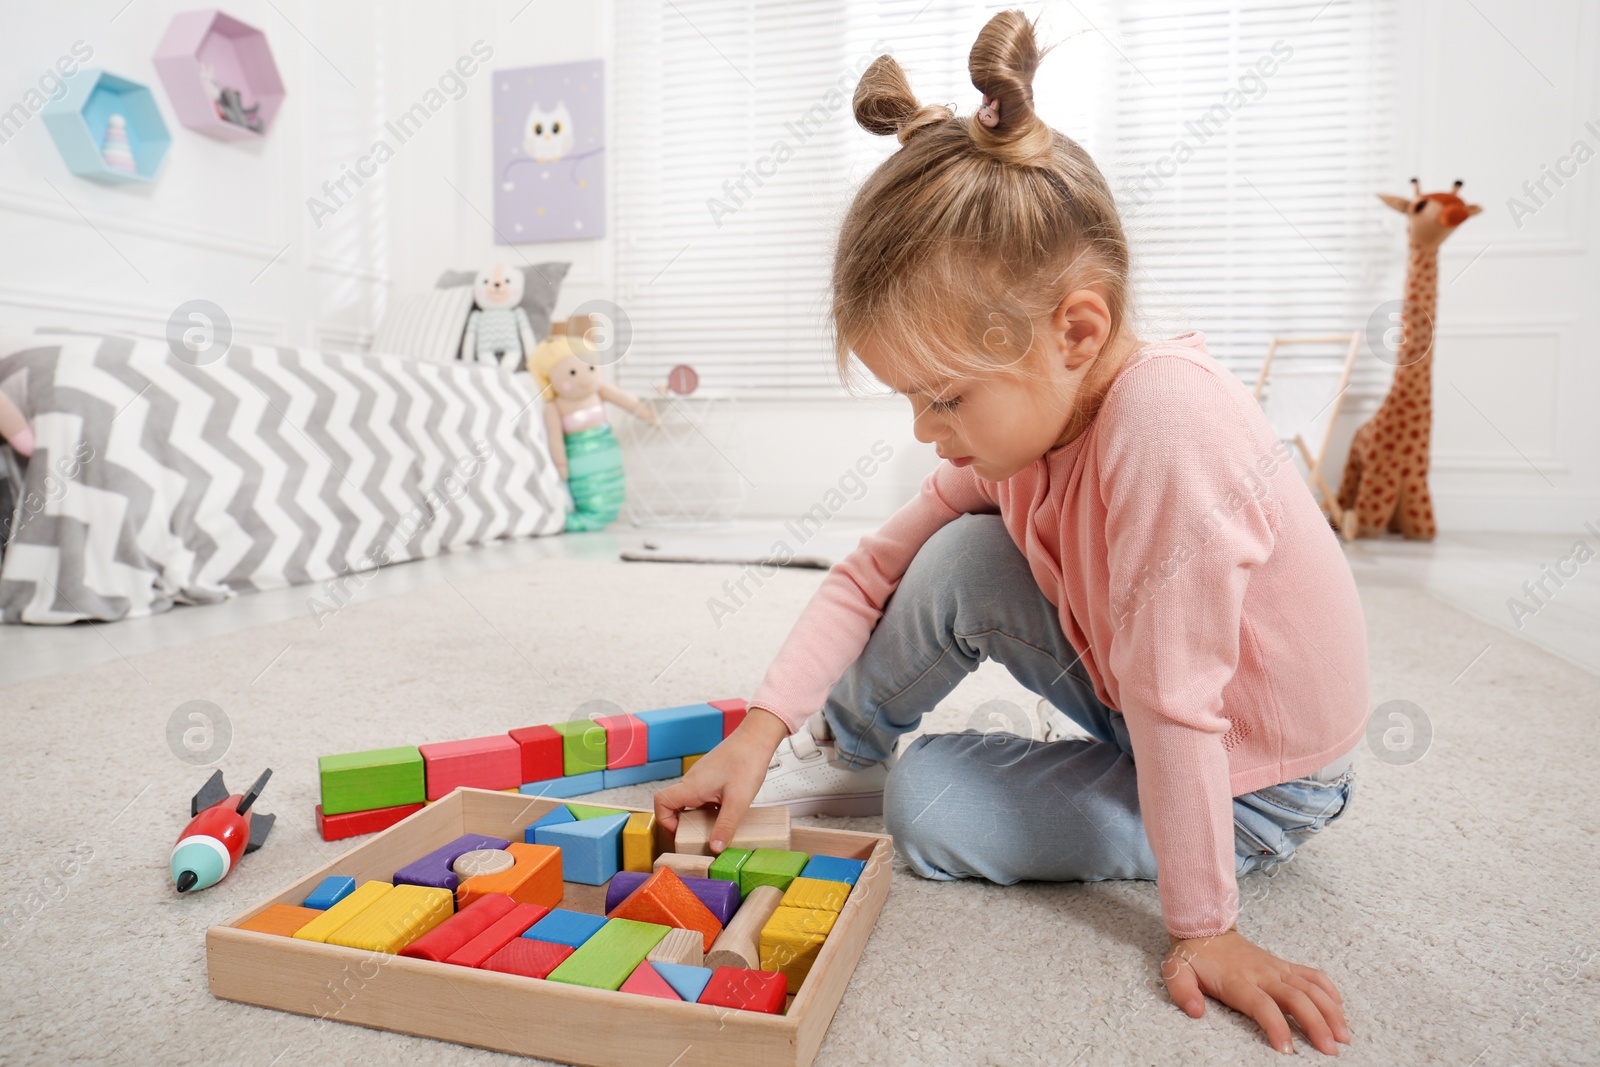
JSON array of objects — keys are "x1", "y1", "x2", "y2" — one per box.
[{"x1": 1336, "y1": 179, "x2": 1482, "y2": 540}]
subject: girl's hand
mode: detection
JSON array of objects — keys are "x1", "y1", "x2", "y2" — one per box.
[
  {"x1": 653, "y1": 707, "x2": 788, "y2": 852},
  {"x1": 1163, "y1": 928, "x2": 1350, "y2": 1056}
]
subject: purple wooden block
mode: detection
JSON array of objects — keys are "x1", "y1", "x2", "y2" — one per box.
[
  {"x1": 604, "y1": 871, "x2": 740, "y2": 928},
  {"x1": 393, "y1": 833, "x2": 509, "y2": 891}
]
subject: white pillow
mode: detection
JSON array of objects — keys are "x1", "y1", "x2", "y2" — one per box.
[{"x1": 369, "y1": 286, "x2": 476, "y2": 363}]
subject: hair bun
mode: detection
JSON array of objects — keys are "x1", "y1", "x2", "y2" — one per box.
[
  {"x1": 969, "y1": 9, "x2": 1055, "y2": 166},
  {"x1": 854, "y1": 55, "x2": 953, "y2": 146}
]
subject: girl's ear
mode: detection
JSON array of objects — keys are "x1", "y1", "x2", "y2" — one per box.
[{"x1": 1050, "y1": 289, "x2": 1115, "y2": 370}]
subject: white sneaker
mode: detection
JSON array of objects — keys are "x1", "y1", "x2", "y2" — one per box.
[
  {"x1": 749, "y1": 712, "x2": 895, "y2": 817},
  {"x1": 1032, "y1": 697, "x2": 1085, "y2": 743}
]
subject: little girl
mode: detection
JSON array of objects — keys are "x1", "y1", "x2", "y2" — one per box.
[{"x1": 655, "y1": 11, "x2": 1362, "y2": 1056}]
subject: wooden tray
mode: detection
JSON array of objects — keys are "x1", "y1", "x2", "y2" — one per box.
[{"x1": 208, "y1": 788, "x2": 892, "y2": 1067}]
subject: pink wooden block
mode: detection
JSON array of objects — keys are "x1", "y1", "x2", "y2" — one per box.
[
  {"x1": 710, "y1": 698, "x2": 747, "y2": 738},
  {"x1": 618, "y1": 961, "x2": 682, "y2": 1000},
  {"x1": 418, "y1": 735, "x2": 521, "y2": 800},
  {"x1": 596, "y1": 713, "x2": 648, "y2": 769}
]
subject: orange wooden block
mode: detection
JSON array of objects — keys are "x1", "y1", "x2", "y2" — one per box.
[
  {"x1": 237, "y1": 904, "x2": 322, "y2": 938},
  {"x1": 456, "y1": 842, "x2": 563, "y2": 909},
  {"x1": 608, "y1": 866, "x2": 722, "y2": 953}
]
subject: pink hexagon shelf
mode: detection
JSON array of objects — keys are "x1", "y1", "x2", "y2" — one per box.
[{"x1": 153, "y1": 9, "x2": 285, "y2": 141}]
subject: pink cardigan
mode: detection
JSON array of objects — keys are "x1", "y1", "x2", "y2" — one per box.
[{"x1": 748, "y1": 332, "x2": 1369, "y2": 938}]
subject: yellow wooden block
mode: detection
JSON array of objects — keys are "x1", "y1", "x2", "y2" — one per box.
[
  {"x1": 325, "y1": 884, "x2": 455, "y2": 953},
  {"x1": 681, "y1": 753, "x2": 706, "y2": 774},
  {"x1": 758, "y1": 905, "x2": 837, "y2": 994},
  {"x1": 623, "y1": 811, "x2": 657, "y2": 873},
  {"x1": 291, "y1": 880, "x2": 393, "y2": 943},
  {"x1": 780, "y1": 877, "x2": 851, "y2": 914}
]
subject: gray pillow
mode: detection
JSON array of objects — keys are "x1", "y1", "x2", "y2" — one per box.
[{"x1": 435, "y1": 262, "x2": 571, "y2": 345}]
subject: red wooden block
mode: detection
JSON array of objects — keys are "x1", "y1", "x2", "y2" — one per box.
[
  {"x1": 443, "y1": 902, "x2": 550, "y2": 968},
  {"x1": 595, "y1": 713, "x2": 648, "y2": 769},
  {"x1": 400, "y1": 892, "x2": 518, "y2": 962},
  {"x1": 418, "y1": 735, "x2": 521, "y2": 800},
  {"x1": 618, "y1": 961, "x2": 682, "y2": 1001},
  {"x1": 507, "y1": 724, "x2": 563, "y2": 784},
  {"x1": 315, "y1": 801, "x2": 426, "y2": 841},
  {"x1": 710, "y1": 698, "x2": 747, "y2": 738},
  {"x1": 697, "y1": 966, "x2": 786, "y2": 1014},
  {"x1": 481, "y1": 937, "x2": 574, "y2": 979},
  {"x1": 608, "y1": 867, "x2": 722, "y2": 953}
]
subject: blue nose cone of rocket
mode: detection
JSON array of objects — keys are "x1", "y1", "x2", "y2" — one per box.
[{"x1": 171, "y1": 836, "x2": 230, "y2": 893}]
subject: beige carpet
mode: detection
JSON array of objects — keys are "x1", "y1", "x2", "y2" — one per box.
[{"x1": 3, "y1": 554, "x2": 1597, "y2": 1065}]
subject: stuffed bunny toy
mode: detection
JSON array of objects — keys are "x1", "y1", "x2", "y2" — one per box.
[{"x1": 460, "y1": 266, "x2": 537, "y2": 373}]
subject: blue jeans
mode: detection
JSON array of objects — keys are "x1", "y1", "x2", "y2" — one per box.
[{"x1": 821, "y1": 513, "x2": 1355, "y2": 886}]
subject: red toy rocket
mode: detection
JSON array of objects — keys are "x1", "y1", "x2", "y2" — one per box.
[{"x1": 170, "y1": 768, "x2": 276, "y2": 893}]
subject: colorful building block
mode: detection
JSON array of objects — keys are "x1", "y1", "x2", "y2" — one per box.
[
  {"x1": 401, "y1": 892, "x2": 518, "y2": 962},
  {"x1": 292, "y1": 880, "x2": 392, "y2": 943},
  {"x1": 456, "y1": 842, "x2": 563, "y2": 909},
  {"x1": 547, "y1": 918, "x2": 671, "y2": 990},
  {"x1": 759, "y1": 905, "x2": 837, "y2": 993},
  {"x1": 780, "y1": 877, "x2": 851, "y2": 914},
  {"x1": 519, "y1": 770, "x2": 606, "y2": 799},
  {"x1": 681, "y1": 753, "x2": 706, "y2": 774},
  {"x1": 619, "y1": 960, "x2": 682, "y2": 1000},
  {"x1": 600, "y1": 758, "x2": 682, "y2": 790},
  {"x1": 393, "y1": 833, "x2": 510, "y2": 892},
  {"x1": 566, "y1": 803, "x2": 628, "y2": 821},
  {"x1": 326, "y1": 884, "x2": 454, "y2": 953},
  {"x1": 238, "y1": 904, "x2": 321, "y2": 937},
  {"x1": 524, "y1": 805, "x2": 576, "y2": 841},
  {"x1": 315, "y1": 800, "x2": 425, "y2": 841},
  {"x1": 533, "y1": 812, "x2": 629, "y2": 885},
  {"x1": 653, "y1": 961, "x2": 714, "y2": 1003},
  {"x1": 709, "y1": 697, "x2": 748, "y2": 737},
  {"x1": 302, "y1": 875, "x2": 356, "y2": 910},
  {"x1": 623, "y1": 812, "x2": 658, "y2": 873},
  {"x1": 697, "y1": 966, "x2": 786, "y2": 1014},
  {"x1": 418, "y1": 734, "x2": 521, "y2": 800},
  {"x1": 673, "y1": 805, "x2": 789, "y2": 855},
  {"x1": 608, "y1": 868, "x2": 723, "y2": 953},
  {"x1": 705, "y1": 884, "x2": 783, "y2": 970},
  {"x1": 605, "y1": 871, "x2": 739, "y2": 929},
  {"x1": 525, "y1": 908, "x2": 608, "y2": 949},
  {"x1": 800, "y1": 854, "x2": 867, "y2": 887},
  {"x1": 647, "y1": 926, "x2": 704, "y2": 968},
  {"x1": 551, "y1": 719, "x2": 608, "y2": 776},
  {"x1": 707, "y1": 847, "x2": 753, "y2": 889},
  {"x1": 740, "y1": 849, "x2": 809, "y2": 896},
  {"x1": 507, "y1": 724, "x2": 564, "y2": 784},
  {"x1": 318, "y1": 746, "x2": 425, "y2": 815},
  {"x1": 444, "y1": 902, "x2": 549, "y2": 968},
  {"x1": 595, "y1": 713, "x2": 648, "y2": 768},
  {"x1": 482, "y1": 937, "x2": 573, "y2": 979},
  {"x1": 636, "y1": 703, "x2": 723, "y2": 761}
]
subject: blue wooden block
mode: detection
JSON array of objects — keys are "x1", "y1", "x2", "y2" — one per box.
[
  {"x1": 636, "y1": 704, "x2": 723, "y2": 761},
  {"x1": 302, "y1": 875, "x2": 356, "y2": 910},
  {"x1": 393, "y1": 832, "x2": 509, "y2": 892},
  {"x1": 520, "y1": 769, "x2": 606, "y2": 799},
  {"x1": 800, "y1": 855, "x2": 867, "y2": 887},
  {"x1": 534, "y1": 812, "x2": 630, "y2": 885},
  {"x1": 600, "y1": 758, "x2": 682, "y2": 790},
  {"x1": 523, "y1": 805, "x2": 576, "y2": 843},
  {"x1": 652, "y1": 962, "x2": 714, "y2": 1003},
  {"x1": 524, "y1": 908, "x2": 609, "y2": 949}
]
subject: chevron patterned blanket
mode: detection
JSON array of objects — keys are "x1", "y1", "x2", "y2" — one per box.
[{"x1": 0, "y1": 330, "x2": 567, "y2": 624}]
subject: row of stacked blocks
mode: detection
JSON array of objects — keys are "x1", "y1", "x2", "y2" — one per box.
[
  {"x1": 315, "y1": 699, "x2": 747, "y2": 840},
  {"x1": 239, "y1": 800, "x2": 867, "y2": 1013}
]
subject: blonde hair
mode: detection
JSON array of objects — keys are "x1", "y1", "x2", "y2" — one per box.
[
  {"x1": 833, "y1": 10, "x2": 1133, "y2": 440},
  {"x1": 528, "y1": 334, "x2": 597, "y2": 401}
]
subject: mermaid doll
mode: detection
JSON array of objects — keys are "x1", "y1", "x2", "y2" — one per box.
[{"x1": 530, "y1": 332, "x2": 657, "y2": 531}]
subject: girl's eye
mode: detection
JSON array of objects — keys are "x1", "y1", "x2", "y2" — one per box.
[{"x1": 930, "y1": 395, "x2": 962, "y2": 412}]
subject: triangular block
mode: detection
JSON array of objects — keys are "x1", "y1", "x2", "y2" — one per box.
[
  {"x1": 652, "y1": 962, "x2": 714, "y2": 1003},
  {"x1": 618, "y1": 961, "x2": 682, "y2": 1000}
]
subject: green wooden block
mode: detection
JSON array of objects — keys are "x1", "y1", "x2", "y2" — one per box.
[
  {"x1": 551, "y1": 720, "x2": 607, "y2": 776},
  {"x1": 566, "y1": 802, "x2": 627, "y2": 821},
  {"x1": 740, "y1": 848, "x2": 809, "y2": 897},
  {"x1": 707, "y1": 847, "x2": 753, "y2": 889},
  {"x1": 546, "y1": 918, "x2": 670, "y2": 990},
  {"x1": 318, "y1": 746, "x2": 425, "y2": 815}
]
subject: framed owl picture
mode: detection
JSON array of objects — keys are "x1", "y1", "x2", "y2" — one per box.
[{"x1": 492, "y1": 59, "x2": 606, "y2": 243}]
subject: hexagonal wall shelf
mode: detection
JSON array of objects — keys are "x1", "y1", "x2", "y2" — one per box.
[
  {"x1": 153, "y1": 9, "x2": 285, "y2": 141},
  {"x1": 41, "y1": 70, "x2": 172, "y2": 184}
]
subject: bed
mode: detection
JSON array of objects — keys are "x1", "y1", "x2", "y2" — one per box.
[{"x1": 0, "y1": 328, "x2": 567, "y2": 624}]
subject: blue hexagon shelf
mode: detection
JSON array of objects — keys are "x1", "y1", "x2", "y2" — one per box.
[{"x1": 42, "y1": 70, "x2": 172, "y2": 184}]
